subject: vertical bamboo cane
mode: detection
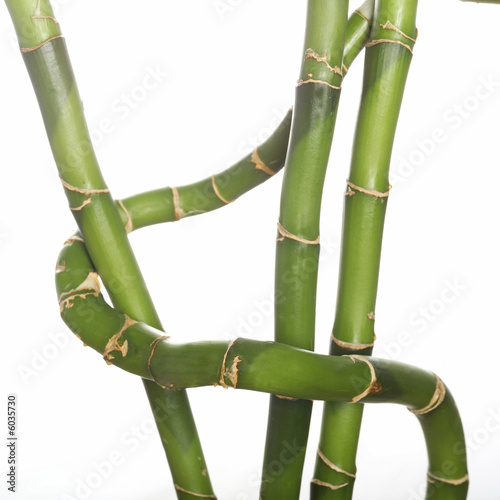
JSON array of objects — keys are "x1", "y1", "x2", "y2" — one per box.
[
  {"x1": 312, "y1": 0, "x2": 419, "y2": 498},
  {"x1": 260, "y1": 1, "x2": 349, "y2": 498}
]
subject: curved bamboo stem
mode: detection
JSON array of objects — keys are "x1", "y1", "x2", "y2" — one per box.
[{"x1": 55, "y1": 237, "x2": 469, "y2": 500}]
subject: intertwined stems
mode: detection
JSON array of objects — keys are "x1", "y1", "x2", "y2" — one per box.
[
  {"x1": 312, "y1": 0, "x2": 421, "y2": 498},
  {"x1": 4, "y1": 1, "x2": 215, "y2": 497},
  {"x1": 55, "y1": 235, "x2": 468, "y2": 500}
]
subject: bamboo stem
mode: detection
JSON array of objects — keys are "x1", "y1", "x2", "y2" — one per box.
[
  {"x1": 55, "y1": 237, "x2": 469, "y2": 500},
  {"x1": 313, "y1": 0, "x2": 420, "y2": 498},
  {"x1": 261, "y1": 1, "x2": 349, "y2": 497},
  {"x1": 5, "y1": 1, "x2": 215, "y2": 497}
]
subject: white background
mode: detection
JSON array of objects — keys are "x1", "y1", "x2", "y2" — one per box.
[{"x1": 1, "y1": 1, "x2": 500, "y2": 499}]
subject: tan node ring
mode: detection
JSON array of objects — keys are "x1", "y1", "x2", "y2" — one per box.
[
  {"x1": 365, "y1": 20, "x2": 418, "y2": 55},
  {"x1": 304, "y1": 48, "x2": 343, "y2": 76},
  {"x1": 117, "y1": 199, "x2": 134, "y2": 234},
  {"x1": 147, "y1": 335, "x2": 169, "y2": 388},
  {"x1": 343, "y1": 355, "x2": 382, "y2": 403},
  {"x1": 250, "y1": 148, "x2": 276, "y2": 176},
  {"x1": 427, "y1": 471, "x2": 469, "y2": 486},
  {"x1": 218, "y1": 339, "x2": 242, "y2": 389},
  {"x1": 276, "y1": 221, "x2": 320, "y2": 245},
  {"x1": 60, "y1": 179, "x2": 110, "y2": 211},
  {"x1": 345, "y1": 180, "x2": 391, "y2": 198},
  {"x1": 174, "y1": 484, "x2": 217, "y2": 498},
  {"x1": 331, "y1": 331, "x2": 376, "y2": 351},
  {"x1": 20, "y1": 34, "x2": 64, "y2": 53},
  {"x1": 310, "y1": 478, "x2": 349, "y2": 491},
  {"x1": 408, "y1": 373, "x2": 446, "y2": 415},
  {"x1": 211, "y1": 175, "x2": 233, "y2": 204},
  {"x1": 317, "y1": 448, "x2": 356, "y2": 479}
]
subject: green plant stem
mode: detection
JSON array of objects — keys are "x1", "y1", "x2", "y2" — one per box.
[
  {"x1": 261, "y1": 1, "x2": 349, "y2": 498},
  {"x1": 55, "y1": 238, "x2": 469, "y2": 500},
  {"x1": 313, "y1": 1, "x2": 421, "y2": 498},
  {"x1": 114, "y1": 0, "x2": 376, "y2": 234},
  {"x1": 116, "y1": 110, "x2": 292, "y2": 231},
  {"x1": 5, "y1": 1, "x2": 215, "y2": 497}
]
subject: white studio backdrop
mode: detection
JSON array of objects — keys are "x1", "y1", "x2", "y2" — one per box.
[{"x1": 0, "y1": 1, "x2": 499, "y2": 499}]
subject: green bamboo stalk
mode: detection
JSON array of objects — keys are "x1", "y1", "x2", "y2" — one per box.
[
  {"x1": 114, "y1": 0, "x2": 376, "y2": 234},
  {"x1": 5, "y1": 1, "x2": 215, "y2": 498},
  {"x1": 313, "y1": 1, "x2": 420, "y2": 498},
  {"x1": 55, "y1": 237, "x2": 469, "y2": 499},
  {"x1": 115, "y1": 109, "x2": 292, "y2": 231},
  {"x1": 261, "y1": 1, "x2": 349, "y2": 497}
]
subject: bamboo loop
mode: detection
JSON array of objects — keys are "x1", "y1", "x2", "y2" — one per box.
[
  {"x1": 345, "y1": 355, "x2": 381, "y2": 403},
  {"x1": 345, "y1": 180, "x2": 391, "y2": 198},
  {"x1": 311, "y1": 479, "x2": 349, "y2": 491},
  {"x1": 174, "y1": 484, "x2": 217, "y2": 498},
  {"x1": 276, "y1": 221, "x2": 320, "y2": 245},
  {"x1": 148, "y1": 336, "x2": 169, "y2": 388},
  {"x1": 103, "y1": 314, "x2": 138, "y2": 365},
  {"x1": 331, "y1": 331, "x2": 375, "y2": 350},
  {"x1": 304, "y1": 48, "x2": 343, "y2": 76},
  {"x1": 380, "y1": 20, "x2": 417, "y2": 42},
  {"x1": 58, "y1": 271, "x2": 100, "y2": 313},
  {"x1": 251, "y1": 147, "x2": 276, "y2": 176},
  {"x1": 317, "y1": 448, "x2": 357, "y2": 478},
  {"x1": 408, "y1": 373, "x2": 446, "y2": 415},
  {"x1": 20, "y1": 34, "x2": 64, "y2": 53},
  {"x1": 296, "y1": 78, "x2": 342, "y2": 91},
  {"x1": 211, "y1": 175, "x2": 233, "y2": 204},
  {"x1": 427, "y1": 471, "x2": 469, "y2": 486},
  {"x1": 366, "y1": 38, "x2": 413, "y2": 54},
  {"x1": 117, "y1": 200, "x2": 134, "y2": 234}
]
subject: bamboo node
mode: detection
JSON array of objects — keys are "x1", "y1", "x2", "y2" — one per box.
[
  {"x1": 342, "y1": 63, "x2": 348, "y2": 76},
  {"x1": 70, "y1": 198, "x2": 92, "y2": 211},
  {"x1": 20, "y1": 34, "x2": 64, "y2": 53},
  {"x1": 61, "y1": 179, "x2": 109, "y2": 211},
  {"x1": 219, "y1": 339, "x2": 241, "y2": 389},
  {"x1": 380, "y1": 21, "x2": 417, "y2": 43},
  {"x1": 276, "y1": 221, "x2": 320, "y2": 245},
  {"x1": 148, "y1": 336, "x2": 169, "y2": 388},
  {"x1": 31, "y1": 0, "x2": 59, "y2": 25},
  {"x1": 117, "y1": 200, "x2": 134, "y2": 234},
  {"x1": 174, "y1": 484, "x2": 217, "y2": 498},
  {"x1": 317, "y1": 448, "x2": 356, "y2": 478},
  {"x1": 274, "y1": 394, "x2": 300, "y2": 401},
  {"x1": 296, "y1": 79, "x2": 341, "y2": 91},
  {"x1": 311, "y1": 479, "x2": 349, "y2": 491},
  {"x1": 64, "y1": 235, "x2": 84, "y2": 245},
  {"x1": 103, "y1": 315, "x2": 138, "y2": 365},
  {"x1": 345, "y1": 180, "x2": 391, "y2": 198},
  {"x1": 211, "y1": 175, "x2": 233, "y2": 204},
  {"x1": 331, "y1": 332, "x2": 375, "y2": 351},
  {"x1": 304, "y1": 48, "x2": 343, "y2": 76},
  {"x1": 408, "y1": 373, "x2": 446, "y2": 415},
  {"x1": 427, "y1": 471, "x2": 469, "y2": 486},
  {"x1": 354, "y1": 8, "x2": 370, "y2": 23},
  {"x1": 58, "y1": 271, "x2": 101, "y2": 313},
  {"x1": 344, "y1": 355, "x2": 382, "y2": 403},
  {"x1": 251, "y1": 148, "x2": 275, "y2": 176},
  {"x1": 367, "y1": 312, "x2": 376, "y2": 321},
  {"x1": 366, "y1": 39, "x2": 413, "y2": 55}
]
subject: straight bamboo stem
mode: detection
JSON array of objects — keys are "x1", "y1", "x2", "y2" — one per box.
[
  {"x1": 261, "y1": 2, "x2": 349, "y2": 497},
  {"x1": 313, "y1": 1, "x2": 422, "y2": 498}
]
